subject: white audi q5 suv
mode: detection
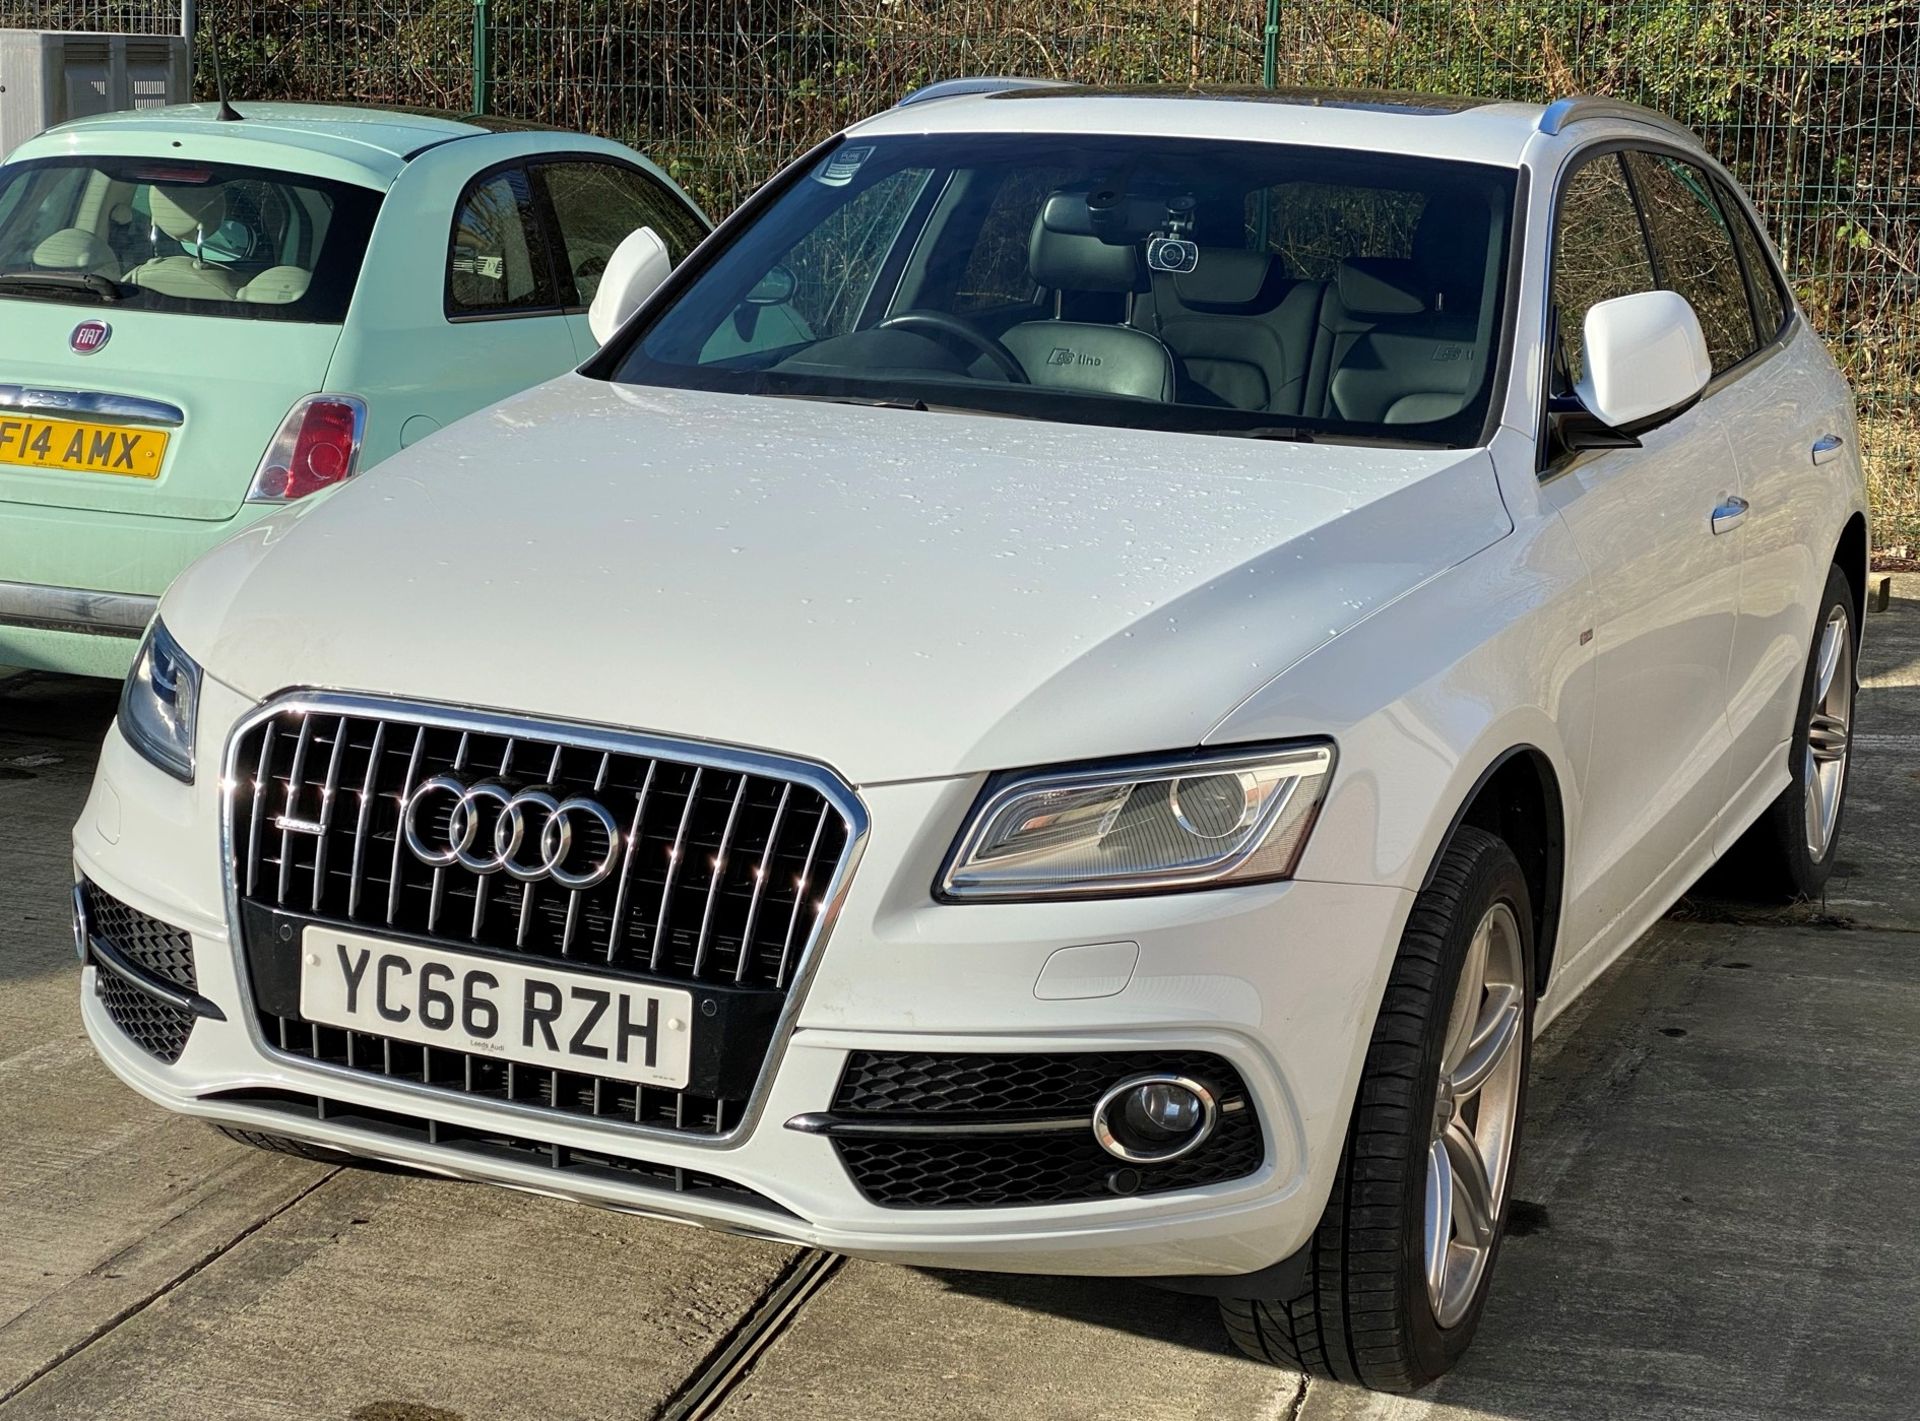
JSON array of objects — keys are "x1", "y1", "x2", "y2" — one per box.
[{"x1": 72, "y1": 83, "x2": 1866, "y2": 1390}]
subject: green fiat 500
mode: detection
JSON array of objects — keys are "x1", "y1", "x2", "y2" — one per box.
[{"x1": 0, "y1": 102, "x2": 708, "y2": 677}]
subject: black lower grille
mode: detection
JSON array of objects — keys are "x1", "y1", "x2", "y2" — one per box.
[
  {"x1": 836, "y1": 1050, "x2": 1250, "y2": 1115},
  {"x1": 97, "y1": 972, "x2": 197, "y2": 1064},
  {"x1": 82, "y1": 880, "x2": 199, "y2": 1063},
  {"x1": 258, "y1": 1014, "x2": 741, "y2": 1134},
  {"x1": 829, "y1": 1051, "x2": 1265, "y2": 1208},
  {"x1": 206, "y1": 1088, "x2": 793, "y2": 1217},
  {"x1": 82, "y1": 880, "x2": 197, "y2": 988}
]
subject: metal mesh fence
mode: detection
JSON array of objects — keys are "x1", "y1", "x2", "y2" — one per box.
[
  {"x1": 8, "y1": 1, "x2": 1915, "y2": 545},
  {"x1": 0, "y1": 1, "x2": 178, "y2": 27}
]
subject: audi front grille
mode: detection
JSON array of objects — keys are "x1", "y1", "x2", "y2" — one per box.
[{"x1": 225, "y1": 695, "x2": 861, "y2": 1139}]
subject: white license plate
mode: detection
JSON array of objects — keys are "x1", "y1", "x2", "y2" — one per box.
[{"x1": 299, "y1": 928, "x2": 694, "y2": 1089}]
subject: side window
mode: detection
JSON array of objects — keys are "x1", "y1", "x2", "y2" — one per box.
[
  {"x1": 0, "y1": 167, "x2": 89, "y2": 267},
  {"x1": 536, "y1": 160, "x2": 707, "y2": 306},
  {"x1": 1624, "y1": 151, "x2": 1759, "y2": 372},
  {"x1": 1715, "y1": 176, "x2": 1789, "y2": 344},
  {"x1": 950, "y1": 167, "x2": 1073, "y2": 314},
  {"x1": 1551, "y1": 154, "x2": 1657, "y2": 388},
  {"x1": 781, "y1": 166, "x2": 929, "y2": 336},
  {"x1": 447, "y1": 167, "x2": 557, "y2": 317}
]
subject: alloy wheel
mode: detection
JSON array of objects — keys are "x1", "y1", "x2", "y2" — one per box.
[
  {"x1": 1803, "y1": 604, "x2": 1854, "y2": 860},
  {"x1": 1424, "y1": 900, "x2": 1525, "y2": 1329}
]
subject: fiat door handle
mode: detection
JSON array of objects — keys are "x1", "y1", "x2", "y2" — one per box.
[
  {"x1": 1711, "y1": 496, "x2": 1750, "y2": 535},
  {"x1": 1811, "y1": 434, "x2": 1844, "y2": 465}
]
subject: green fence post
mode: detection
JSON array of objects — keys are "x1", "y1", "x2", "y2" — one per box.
[
  {"x1": 471, "y1": 0, "x2": 491, "y2": 115},
  {"x1": 1262, "y1": 0, "x2": 1279, "y2": 88}
]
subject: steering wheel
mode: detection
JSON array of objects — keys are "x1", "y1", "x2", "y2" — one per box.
[{"x1": 876, "y1": 310, "x2": 1029, "y2": 384}]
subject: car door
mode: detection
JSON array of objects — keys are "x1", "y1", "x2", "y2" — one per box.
[
  {"x1": 427, "y1": 162, "x2": 580, "y2": 428},
  {"x1": 1543, "y1": 148, "x2": 1744, "y2": 961},
  {"x1": 529, "y1": 157, "x2": 711, "y2": 360},
  {"x1": 1686, "y1": 167, "x2": 1852, "y2": 840}
]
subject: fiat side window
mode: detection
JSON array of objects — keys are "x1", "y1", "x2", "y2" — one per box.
[{"x1": 447, "y1": 167, "x2": 558, "y2": 317}]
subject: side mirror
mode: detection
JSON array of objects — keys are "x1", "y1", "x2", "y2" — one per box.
[
  {"x1": 1574, "y1": 289, "x2": 1711, "y2": 433},
  {"x1": 587, "y1": 225, "x2": 672, "y2": 346},
  {"x1": 744, "y1": 264, "x2": 797, "y2": 306}
]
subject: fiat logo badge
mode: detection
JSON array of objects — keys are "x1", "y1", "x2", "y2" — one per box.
[{"x1": 69, "y1": 320, "x2": 112, "y2": 355}]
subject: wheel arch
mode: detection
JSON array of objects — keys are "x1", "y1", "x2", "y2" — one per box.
[
  {"x1": 1418, "y1": 745, "x2": 1566, "y2": 1001},
  {"x1": 1835, "y1": 512, "x2": 1868, "y2": 645}
]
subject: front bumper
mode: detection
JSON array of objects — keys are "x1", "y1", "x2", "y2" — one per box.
[{"x1": 71, "y1": 675, "x2": 1413, "y2": 1279}]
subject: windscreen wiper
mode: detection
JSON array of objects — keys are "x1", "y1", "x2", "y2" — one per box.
[
  {"x1": 778, "y1": 393, "x2": 933, "y2": 412},
  {"x1": 0, "y1": 270, "x2": 125, "y2": 302},
  {"x1": 1207, "y1": 424, "x2": 1317, "y2": 442}
]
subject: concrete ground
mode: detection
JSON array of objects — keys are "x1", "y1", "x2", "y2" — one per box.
[{"x1": 1, "y1": 577, "x2": 1915, "y2": 1421}]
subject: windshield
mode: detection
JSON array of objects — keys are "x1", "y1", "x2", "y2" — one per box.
[
  {"x1": 609, "y1": 133, "x2": 1518, "y2": 446},
  {"x1": 0, "y1": 156, "x2": 382, "y2": 322}
]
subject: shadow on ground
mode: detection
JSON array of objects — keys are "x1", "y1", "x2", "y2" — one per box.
[{"x1": 0, "y1": 668, "x2": 121, "y2": 986}]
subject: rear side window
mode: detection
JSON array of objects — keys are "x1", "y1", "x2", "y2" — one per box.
[
  {"x1": 1551, "y1": 153, "x2": 1657, "y2": 388},
  {"x1": 447, "y1": 167, "x2": 557, "y2": 316},
  {"x1": 535, "y1": 160, "x2": 707, "y2": 307},
  {"x1": 1624, "y1": 151, "x2": 1759, "y2": 371},
  {"x1": 0, "y1": 156, "x2": 380, "y2": 322},
  {"x1": 1715, "y1": 177, "x2": 1789, "y2": 343}
]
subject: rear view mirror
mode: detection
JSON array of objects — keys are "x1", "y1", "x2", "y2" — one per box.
[
  {"x1": 587, "y1": 225, "x2": 672, "y2": 346},
  {"x1": 1575, "y1": 289, "x2": 1711, "y2": 432}
]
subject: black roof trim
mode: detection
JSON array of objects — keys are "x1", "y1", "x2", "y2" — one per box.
[{"x1": 989, "y1": 84, "x2": 1498, "y2": 114}]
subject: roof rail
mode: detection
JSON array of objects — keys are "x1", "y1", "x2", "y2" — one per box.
[
  {"x1": 1538, "y1": 95, "x2": 1698, "y2": 141},
  {"x1": 895, "y1": 76, "x2": 1074, "y2": 107}
]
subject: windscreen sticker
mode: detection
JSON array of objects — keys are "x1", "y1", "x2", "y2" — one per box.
[{"x1": 815, "y1": 146, "x2": 874, "y2": 187}]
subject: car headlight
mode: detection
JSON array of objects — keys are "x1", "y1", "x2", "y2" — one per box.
[
  {"x1": 119, "y1": 619, "x2": 202, "y2": 782},
  {"x1": 940, "y1": 742, "x2": 1335, "y2": 900}
]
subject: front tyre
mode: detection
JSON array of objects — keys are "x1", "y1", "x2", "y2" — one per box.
[
  {"x1": 1221, "y1": 825, "x2": 1533, "y2": 1391},
  {"x1": 1723, "y1": 564, "x2": 1857, "y2": 900},
  {"x1": 211, "y1": 1124, "x2": 352, "y2": 1162}
]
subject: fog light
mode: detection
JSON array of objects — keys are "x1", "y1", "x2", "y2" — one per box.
[
  {"x1": 1092, "y1": 1073, "x2": 1218, "y2": 1163},
  {"x1": 71, "y1": 883, "x2": 90, "y2": 964}
]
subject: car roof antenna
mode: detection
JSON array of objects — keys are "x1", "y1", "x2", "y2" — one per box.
[{"x1": 207, "y1": 40, "x2": 243, "y2": 121}]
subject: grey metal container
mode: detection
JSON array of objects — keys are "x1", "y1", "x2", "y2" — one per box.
[{"x1": 1, "y1": 30, "x2": 188, "y2": 158}]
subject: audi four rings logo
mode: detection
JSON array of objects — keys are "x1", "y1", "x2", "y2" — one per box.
[{"x1": 402, "y1": 775, "x2": 621, "y2": 889}]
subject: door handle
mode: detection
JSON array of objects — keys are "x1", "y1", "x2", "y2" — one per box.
[
  {"x1": 1811, "y1": 434, "x2": 1844, "y2": 465},
  {"x1": 1711, "y1": 496, "x2": 1750, "y2": 535}
]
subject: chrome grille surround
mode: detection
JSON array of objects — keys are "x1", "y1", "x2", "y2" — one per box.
[{"x1": 220, "y1": 691, "x2": 868, "y2": 1148}]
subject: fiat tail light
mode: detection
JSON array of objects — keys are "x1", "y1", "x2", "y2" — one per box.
[{"x1": 246, "y1": 395, "x2": 368, "y2": 503}]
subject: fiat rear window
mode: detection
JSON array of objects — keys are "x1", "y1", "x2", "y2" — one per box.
[{"x1": 0, "y1": 157, "x2": 382, "y2": 322}]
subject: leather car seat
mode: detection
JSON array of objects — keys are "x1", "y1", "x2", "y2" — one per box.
[
  {"x1": 242, "y1": 266, "x2": 313, "y2": 305},
  {"x1": 125, "y1": 185, "x2": 243, "y2": 300},
  {"x1": 1317, "y1": 203, "x2": 1494, "y2": 425},
  {"x1": 999, "y1": 199, "x2": 1177, "y2": 402},
  {"x1": 31, "y1": 228, "x2": 121, "y2": 279},
  {"x1": 1143, "y1": 249, "x2": 1323, "y2": 414}
]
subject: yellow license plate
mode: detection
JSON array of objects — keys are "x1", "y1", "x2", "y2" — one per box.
[{"x1": 0, "y1": 415, "x2": 169, "y2": 479}]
